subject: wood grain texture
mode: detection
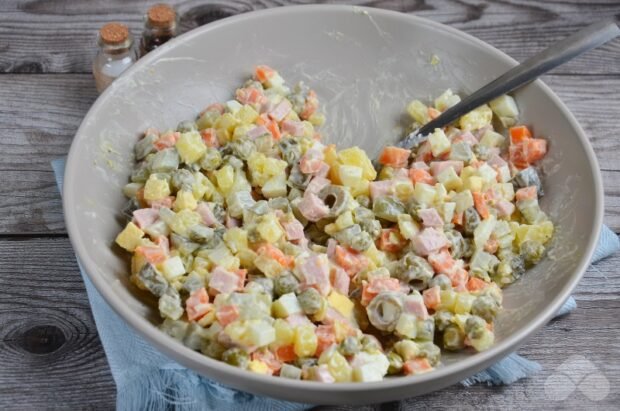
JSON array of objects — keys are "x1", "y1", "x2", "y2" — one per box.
[
  {"x1": 0, "y1": 237, "x2": 618, "y2": 409},
  {"x1": 0, "y1": 237, "x2": 115, "y2": 409},
  {"x1": 0, "y1": 0, "x2": 619, "y2": 75},
  {"x1": 1, "y1": 73, "x2": 619, "y2": 233}
]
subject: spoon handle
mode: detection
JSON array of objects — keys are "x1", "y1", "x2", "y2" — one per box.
[{"x1": 399, "y1": 19, "x2": 620, "y2": 149}]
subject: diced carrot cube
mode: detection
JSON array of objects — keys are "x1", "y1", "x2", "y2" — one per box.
[
  {"x1": 515, "y1": 186, "x2": 538, "y2": 201},
  {"x1": 472, "y1": 191, "x2": 490, "y2": 219},
  {"x1": 466, "y1": 277, "x2": 489, "y2": 292},
  {"x1": 275, "y1": 344, "x2": 297, "y2": 363},
  {"x1": 428, "y1": 107, "x2": 441, "y2": 119},
  {"x1": 255, "y1": 65, "x2": 276, "y2": 83},
  {"x1": 409, "y1": 168, "x2": 436, "y2": 185},
  {"x1": 378, "y1": 146, "x2": 411, "y2": 168},
  {"x1": 526, "y1": 138, "x2": 547, "y2": 164},
  {"x1": 216, "y1": 304, "x2": 239, "y2": 326},
  {"x1": 403, "y1": 358, "x2": 433, "y2": 375},
  {"x1": 423, "y1": 285, "x2": 441, "y2": 310},
  {"x1": 376, "y1": 228, "x2": 406, "y2": 253},
  {"x1": 509, "y1": 125, "x2": 532, "y2": 144}
]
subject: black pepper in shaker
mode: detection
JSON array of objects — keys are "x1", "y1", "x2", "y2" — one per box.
[{"x1": 140, "y1": 3, "x2": 178, "y2": 57}]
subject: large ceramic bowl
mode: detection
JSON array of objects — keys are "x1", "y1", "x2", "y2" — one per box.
[{"x1": 64, "y1": 5, "x2": 603, "y2": 404}]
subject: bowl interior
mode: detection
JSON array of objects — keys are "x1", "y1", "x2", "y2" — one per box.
[{"x1": 64, "y1": 5, "x2": 601, "y2": 404}]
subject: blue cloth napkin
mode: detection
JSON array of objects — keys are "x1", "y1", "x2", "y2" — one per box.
[{"x1": 52, "y1": 157, "x2": 619, "y2": 410}]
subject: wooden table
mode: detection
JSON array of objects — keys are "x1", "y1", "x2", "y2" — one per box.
[{"x1": 1, "y1": 0, "x2": 619, "y2": 409}]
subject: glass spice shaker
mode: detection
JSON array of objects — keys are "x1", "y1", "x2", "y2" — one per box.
[
  {"x1": 140, "y1": 3, "x2": 178, "y2": 57},
  {"x1": 92, "y1": 22, "x2": 138, "y2": 93}
]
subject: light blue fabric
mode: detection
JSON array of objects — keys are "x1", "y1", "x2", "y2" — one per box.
[{"x1": 52, "y1": 157, "x2": 619, "y2": 408}]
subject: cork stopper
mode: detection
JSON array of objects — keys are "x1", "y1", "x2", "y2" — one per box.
[
  {"x1": 99, "y1": 22, "x2": 130, "y2": 45},
  {"x1": 147, "y1": 4, "x2": 177, "y2": 28}
]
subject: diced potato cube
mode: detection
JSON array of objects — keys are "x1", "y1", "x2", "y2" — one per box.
[
  {"x1": 308, "y1": 112, "x2": 326, "y2": 127},
  {"x1": 227, "y1": 190, "x2": 255, "y2": 218},
  {"x1": 144, "y1": 175, "x2": 171, "y2": 201},
  {"x1": 335, "y1": 211, "x2": 354, "y2": 231},
  {"x1": 273, "y1": 318, "x2": 295, "y2": 346},
  {"x1": 477, "y1": 163, "x2": 498, "y2": 185},
  {"x1": 349, "y1": 179, "x2": 370, "y2": 198},
  {"x1": 437, "y1": 167, "x2": 462, "y2": 191},
  {"x1": 115, "y1": 222, "x2": 144, "y2": 251},
  {"x1": 215, "y1": 165, "x2": 235, "y2": 194},
  {"x1": 223, "y1": 227, "x2": 248, "y2": 254},
  {"x1": 489, "y1": 94, "x2": 519, "y2": 119},
  {"x1": 352, "y1": 352, "x2": 390, "y2": 382},
  {"x1": 338, "y1": 147, "x2": 377, "y2": 180},
  {"x1": 162, "y1": 256, "x2": 186, "y2": 280},
  {"x1": 397, "y1": 214, "x2": 420, "y2": 240},
  {"x1": 254, "y1": 255, "x2": 285, "y2": 278},
  {"x1": 438, "y1": 202, "x2": 456, "y2": 223},
  {"x1": 169, "y1": 209, "x2": 201, "y2": 237},
  {"x1": 294, "y1": 325, "x2": 318, "y2": 357},
  {"x1": 272, "y1": 293, "x2": 303, "y2": 318},
  {"x1": 454, "y1": 190, "x2": 474, "y2": 213},
  {"x1": 237, "y1": 105, "x2": 259, "y2": 125},
  {"x1": 460, "y1": 166, "x2": 477, "y2": 180},
  {"x1": 280, "y1": 364, "x2": 303, "y2": 379},
  {"x1": 479, "y1": 129, "x2": 505, "y2": 148},
  {"x1": 395, "y1": 313, "x2": 417, "y2": 339},
  {"x1": 394, "y1": 179, "x2": 415, "y2": 202},
  {"x1": 428, "y1": 128, "x2": 451, "y2": 157},
  {"x1": 434, "y1": 183, "x2": 448, "y2": 202},
  {"x1": 214, "y1": 112, "x2": 239, "y2": 133},
  {"x1": 246, "y1": 320, "x2": 276, "y2": 347},
  {"x1": 123, "y1": 182, "x2": 144, "y2": 198},
  {"x1": 413, "y1": 183, "x2": 436, "y2": 206},
  {"x1": 237, "y1": 249, "x2": 257, "y2": 269},
  {"x1": 262, "y1": 173, "x2": 288, "y2": 198},
  {"x1": 339, "y1": 165, "x2": 363, "y2": 187},
  {"x1": 247, "y1": 152, "x2": 288, "y2": 187},
  {"x1": 440, "y1": 290, "x2": 457, "y2": 311},
  {"x1": 174, "y1": 189, "x2": 197, "y2": 211},
  {"x1": 463, "y1": 176, "x2": 483, "y2": 193},
  {"x1": 257, "y1": 215, "x2": 284, "y2": 243},
  {"x1": 225, "y1": 100, "x2": 243, "y2": 114},
  {"x1": 454, "y1": 293, "x2": 476, "y2": 314},
  {"x1": 204, "y1": 244, "x2": 239, "y2": 270},
  {"x1": 176, "y1": 131, "x2": 207, "y2": 164},
  {"x1": 327, "y1": 291, "x2": 354, "y2": 318},
  {"x1": 407, "y1": 100, "x2": 429, "y2": 124},
  {"x1": 459, "y1": 104, "x2": 493, "y2": 131},
  {"x1": 363, "y1": 243, "x2": 387, "y2": 268},
  {"x1": 474, "y1": 216, "x2": 497, "y2": 249},
  {"x1": 434, "y1": 89, "x2": 461, "y2": 112}
]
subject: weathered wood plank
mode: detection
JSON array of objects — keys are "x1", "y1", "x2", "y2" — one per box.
[
  {"x1": 0, "y1": 73, "x2": 619, "y2": 234},
  {"x1": 0, "y1": 237, "x2": 617, "y2": 408},
  {"x1": 0, "y1": 237, "x2": 116, "y2": 409},
  {"x1": 0, "y1": 0, "x2": 619, "y2": 75}
]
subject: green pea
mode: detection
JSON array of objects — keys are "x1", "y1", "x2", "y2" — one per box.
[
  {"x1": 465, "y1": 315, "x2": 487, "y2": 340},
  {"x1": 372, "y1": 196, "x2": 405, "y2": 222},
  {"x1": 463, "y1": 207, "x2": 480, "y2": 236},
  {"x1": 135, "y1": 133, "x2": 158, "y2": 160},
  {"x1": 200, "y1": 147, "x2": 222, "y2": 171},
  {"x1": 338, "y1": 336, "x2": 360, "y2": 356},
  {"x1": 387, "y1": 351, "x2": 404, "y2": 375},
  {"x1": 356, "y1": 195, "x2": 371, "y2": 209},
  {"x1": 171, "y1": 169, "x2": 196, "y2": 191},
  {"x1": 360, "y1": 335, "x2": 382, "y2": 352},
  {"x1": 416, "y1": 342, "x2": 441, "y2": 366},
  {"x1": 201, "y1": 339, "x2": 226, "y2": 360},
  {"x1": 415, "y1": 318, "x2": 435, "y2": 341},
  {"x1": 520, "y1": 240, "x2": 545, "y2": 265},
  {"x1": 222, "y1": 347, "x2": 250, "y2": 368},
  {"x1": 429, "y1": 274, "x2": 452, "y2": 291},
  {"x1": 298, "y1": 288, "x2": 323, "y2": 315},
  {"x1": 177, "y1": 120, "x2": 197, "y2": 133},
  {"x1": 434, "y1": 310, "x2": 453, "y2": 332},
  {"x1": 472, "y1": 295, "x2": 500, "y2": 323},
  {"x1": 231, "y1": 138, "x2": 255, "y2": 161},
  {"x1": 274, "y1": 273, "x2": 300, "y2": 297},
  {"x1": 443, "y1": 324, "x2": 465, "y2": 351}
]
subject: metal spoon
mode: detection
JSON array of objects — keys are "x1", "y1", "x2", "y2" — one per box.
[{"x1": 398, "y1": 19, "x2": 620, "y2": 150}]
